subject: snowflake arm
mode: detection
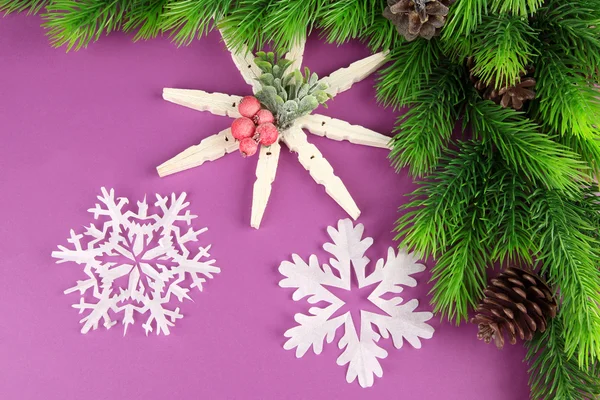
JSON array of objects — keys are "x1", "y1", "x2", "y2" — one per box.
[
  {"x1": 87, "y1": 187, "x2": 130, "y2": 232},
  {"x1": 282, "y1": 125, "x2": 360, "y2": 220},
  {"x1": 320, "y1": 51, "x2": 389, "y2": 97},
  {"x1": 157, "y1": 127, "x2": 238, "y2": 177},
  {"x1": 337, "y1": 313, "x2": 387, "y2": 388},
  {"x1": 280, "y1": 250, "x2": 348, "y2": 357},
  {"x1": 365, "y1": 301, "x2": 434, "y2": 350},
  {"x1": 284, "y1": 305, "x2": 347, "y2": 358},
  {"x1": 363, "y1": 247, "x2": 425, "y2": 298},
  {"x1": 323, "y1": 219, "x2": 373, "y2": 287},
  {"x1": 297, "y1": 114, "x2": 391, "y2": 149},
  {"x1": 279, "y1": 253, "x2": 346, "y2": 304}
]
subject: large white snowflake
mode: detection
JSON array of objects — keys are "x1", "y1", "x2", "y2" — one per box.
[
  {"x1": 51, "y1": 187, "x2": 219, "y2": 336},
  {"x1": 279, "y1": 219, "x2": 434, "y2": 388},
  {"x1": 157, "y1": 31, "x2": 391, "y2": 229}
]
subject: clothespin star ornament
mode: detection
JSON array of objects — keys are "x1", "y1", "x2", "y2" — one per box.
[{"x1": 157, "y1": 31, "x2": 390, "y2": 229}]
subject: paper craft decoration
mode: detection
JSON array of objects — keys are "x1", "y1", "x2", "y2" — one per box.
[
  {"x1": 279, "y1": 219, "x2": 434, "y2": 387},
  {"x1": 52, "y1": 188, "x2": 219, "y2": 335},
  {"x1": 157, "y1": 31, "x2": 391, "y2": 229}
]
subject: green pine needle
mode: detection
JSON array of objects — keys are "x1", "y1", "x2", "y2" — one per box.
[
  {"x1": 122, "y1": 0, "x2": 168, "y2": 41},
  {"x1": 0, "y1": 0, "x2": 46, "y2": 14},
  {"x1": 397, "y1": 141, "x2": 494, "y2": 323},
  {"x1": 389, "y1": 61, "x2": 466, "y2": 176},
  {"x1": 362, "y1": 12, "x2": 399, "y2": 52},
  {"x1": 159, "y1": 0, "x2": 230, "y2": 46},
  {"x1": 490, "y1": 0, "x2": 544, "y2": 16},
  {"x1": 558, "y1": 134, "x2": 600, "y2": 177},
  {"x1": 533, "y1": 50, "x2": 600, "y2": 139},
  {"x1": 532, "y1": 188, "x2": 600, "y2": 368},
  {"x1": 469, "y1": 15, "x2": 538, "y2": 87},
  {"x1": 262, "y1": 0, "x2": 322, "y2": 53},
  {"x1": 467, "y1": 98, "x2": 586, "y2": 192},
  {"x1": 42, "y1": 0, "x2": 128, "y2": 51},
  {"x1": 526, "y1": 317, "x2": 600, "y2": 400},
  {"x1": 218, "y1": 0, "x2": 273, "y2": 53},
  {"x1": 376, "y1": 40, "x2": 443, "y2": 109},
  {"x1": 318, "y1": 0, "x2": 396, "y2": 51},
  {"x1": 442, "y1": 0, "x2": 488, "y2": 38},
  {"x1": 534, "y1": 0, "x2": 600, "y2": 78},
  {"x1": 319, "y1": 0, "x2": 373, "y2": 44},
  {"x1": 486, "y1": 167, "x2": 534, "y2": 264}
]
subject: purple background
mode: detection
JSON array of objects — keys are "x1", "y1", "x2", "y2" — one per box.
[{"x1": 0, "y1": 15, "x2": 529, "y2": 400}]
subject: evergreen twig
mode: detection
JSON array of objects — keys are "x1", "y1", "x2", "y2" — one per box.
[
  {"x1": 467, "y1": 98, "x2": 586, "y2": 192},
  {"x1": 159, "y1": 0, "x2": 230, "y2": 46},
  {"x1": 376, "y1": 40, "x2": 443, "y2": 109},
  {"x1": 389, "y1": 61, "x2": 466, "y2": 176},
  {"x1": 0, "y1": 0, "x2": 46, "y2": 14},
  {"x1": 42, "y1": 0, "x2": 129, "y2": 51},
  {"x1": 531, "y1": 187, "x2": 600, "y2": 368},
  {"x1": 526, "y1": 317, "x2": 600, "y2": 400}
]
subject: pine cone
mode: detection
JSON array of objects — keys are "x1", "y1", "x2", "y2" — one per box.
[
  {"x1": 471, "y1": 267, "x2": 557, "y2": 349},
  {"x1": 467, "y1": 57, "x2": 536, "y2": 110},
  {"x1": 383, "y1": 0, "x2": 455, "y2": 41}
]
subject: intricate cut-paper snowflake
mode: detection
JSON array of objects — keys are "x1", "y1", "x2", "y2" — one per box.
[
  {"x1": 52, "y1": 187, "x2": 219, "y2": 336},
  {"x1": 279, "y1": 219, "x2": 434, "y2": 388},
  {"x1": 157, "y1": 32, "x2": 391, "y2": 229}
]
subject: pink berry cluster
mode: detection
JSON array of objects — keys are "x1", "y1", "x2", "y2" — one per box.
[{"x1": 231, "y1": 96, "x2": 279, "y2": 157}]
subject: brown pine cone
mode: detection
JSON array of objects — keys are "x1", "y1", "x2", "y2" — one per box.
[
  {"x1": 467, "y1": 57, "x2": 536, "y2": 110},
  {"x1": 383, "y1": 0, "x2": 455, "y2": 41},
  {"x1": 471, "y1": 267, "x2": 557, "y2": 349},
  {"x1": 497, "y1": 76, "x2": 536, "y2": 110}
]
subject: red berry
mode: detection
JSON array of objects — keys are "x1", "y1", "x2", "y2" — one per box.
[
  {"x1": 254, "y1": 109, "x2": 275, "y2": 125},
  {"x1": 231, "y1": 117, "x2": 255, "y2": 140},
  {"x1": 256, "y1": 123, "x2": 279, "y2": 146},
  {"x1": 239, "y1": 138, "x2": 258, "y2": 157},
  {"x1": 238, "y1": 96, "x2": 261, "y2": 118}
]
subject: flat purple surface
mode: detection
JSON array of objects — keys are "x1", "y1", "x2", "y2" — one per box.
[{"x1": 0, "y1": 15, "x2": 529, "y2": 400}]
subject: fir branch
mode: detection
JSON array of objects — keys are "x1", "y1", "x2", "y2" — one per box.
[
  {"x1": 122, "y1": 0, "x2": 168, "y2": 41},
  {"x1": 362, "y1": 12, "x2": 398, "y2": 52},
  {"x1": 0, "y1": 0, "x2": 46, "y2": 14},
  {"x1": 396, "y1": 141, "x2": 494, "y2": 322},
  {"x1": 158, "y1": 0, "x2": 230, "y2": 46},
  {"x1": 534, "y1": 0, "x2": 600, "y2": 78},
  {"x1": 318, "y1": 0, "x2": 397, "y2": 51},
  {"x1": 470, "y1": 15, "x2": 538, "y2": 87},
  {"x1": 486, "y1": 166, "x2": 534, "y2": 264},
  {"x1": 218, "y1": 0, "x2": 274, "y2": 53},
  {"x1": 489, "y1": 0, "x2": 544, "y2": 17},
  {"x1": 42, "y1": 0, "x2": 129, "y2": 51},
  {"x1": 376, "y1": 40, "x2": 443, "y2": 109},
  {"x1": 531, "y1": 188, "x2": 600, "y2": 368},
  {"x1": 557, "y1": 134, "x2": 600, "y2": 177},
  {"x1": 467, "y1": 98, "x2": 586, "y2": 192},
  {"x1": 318, "y1": 0, "x2": 373, "y2": 44},
  {"x1": 533, "y1": 49, "x2": 600, "y2": 139},
  {"x1": 442, "y1": 0, "x2": 488, "y2": 38},
  {"x1": 262, "y1": 0, "x2": 323, "y2": 53},
  {"x1": 430, "y1": 224, "x2": 489, "y2": 324},
  {"x1": 526, "y1": 315, "x2": 600, "y2": 399},
  {"x1": 389, "y1": 62, "x2": 466, "y2": 176}
]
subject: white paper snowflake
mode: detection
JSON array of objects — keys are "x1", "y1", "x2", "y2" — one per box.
[
  {"x1": 279, "y1": 219, "x2": 434, "y2": 388},
  {"x1": 51, "y1": 187, "x2": 219, "y2": 336}
]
